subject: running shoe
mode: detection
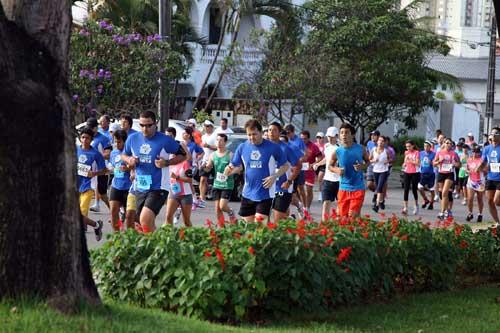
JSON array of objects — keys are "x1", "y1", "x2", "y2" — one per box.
[
  {"x1": 466, "y1": 213, "x2": 473, "y2": 222},
  {"x1": 94, "y1": 220, "x2": 103, "y2": 241}
]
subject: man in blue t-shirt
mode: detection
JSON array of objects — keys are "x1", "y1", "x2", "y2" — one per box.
[
  {"x1": 122, "y1": 110, "x2": 186, "y2": 233},
  {"x1": 224, "y1": 120, "x2": 288, "y2": 222},
  {"x1": 418, "y1": 141, "x2": 436, "y2": 210},
  {"x1": 86, "y1": 117, "x2": 112, "y2": 213},
  {"x1": 479, "y1": 127, "x2": 500, "y2": 227},
  {"x1": 98, "y1": 115, "x2": 112, "y2": 142},
  {"x1": 268, "y1": 122, "x2": 301, "y2": 223},
  {"x1": 120, "y1": 113, "x2": 138, "y2": 136},
  {"x1": 329, "y1": 123, "x2": 369, "y2": 217},
  {"x1": 77, "y1": 127, "x2": 106, "y2": 240},
  {"x1": 284, "y1": 124, "x2": 307, "y2": 217}
]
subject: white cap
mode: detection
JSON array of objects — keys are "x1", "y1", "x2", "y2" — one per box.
[
  {"x1": 110, "y1": 123, "x2": 121, "y2": 132},
  {"x1": 187, "y1": 118, "x2": 197, "y2": 125},
  {"x1": 204, "y1": 119, "x2": 214, "y2": 126},
  {"x1": 316, "y1": 132, "x2": 324, "y2": 138},
  {"x1": 467, "y1": 132, "x2": 473, "y2": 137},
  {"x1": 326, "y1": 126, "x2": 339, "y2": 137}
]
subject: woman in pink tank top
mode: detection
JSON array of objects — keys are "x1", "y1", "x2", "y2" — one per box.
[{"x1": 433, "y1": 138, "x2": 461, "y2": 220}]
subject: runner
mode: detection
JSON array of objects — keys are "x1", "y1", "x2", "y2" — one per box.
[
  {"x1": 108, "y1": 129, "x2": 132, "y2": 231},
  {"x1": 224, "y1": 119, "x2": 287, "y2": 223},
  {"x1": 182, "y1": 127, "x2": 204, "y2": 208},
  {"x1": 77, "y1": 127, "x2": 105, "y2": 240},
  {"x1": 479, "y1": 127, "x2": 500, "y2": 227},
  {"x1": 284, "y1": 124, "x2": 307, "y2": 217},
  {"x1": 402, "y1": 140, "x2": 420, "y2": 215},
  {"x1": 433, "y1": 138, "x2": 460, "y2": 220},
  {"x1": 186, "y1": 118, "x2": 203, "y2": 145},
  {"x1": 268, "y1": 122, "x2": 301, "y2": 223},
  {"x1": 314, "y1": 132, "x2": 326, "y2": 202},
  {"x1": 120, "y1": 113, "x2": 137, "y2": 136},
  {"x1": 122, "y1": 110, "x2": 187, "y2": 233},
  {"x1": 457, "y1": 144, "x2": 470, "y2": 205},
  {"x1": 165, "y1": 153, "x2": 194, "y2": 227},
  {"x1": 466, "y1": 146, "x2": 485, "y2": 222},
  {"x1": 214, "y1": 117, "x2": 234, "y2": 134},
  {"x1": 98, "y1": 114, "x2": 112, "y2": 142},
  {"x1": 301, "y1": 130, "x2": 322, "y2": 211},
  {"x1": 313, "y1": 126, "x2": 340, "y2": 219},
  {"x1": 418, "y1": 141, "x2": 436, "y2": 210},
  {"x1": 370, "y1": 136, "x2": 390, "y2": 213},
  {"x1": 329, "y1": 123, "x2": 369, "y2": 218},
  {"x1": 366, "y1": 130, "x2": 380, "y2": 200},
  {"x1": 87, "y1": 117, "x2": 112, "y2": 213},
  {"x1": 204, "y1": 133, "x2": 237, "y2": 224},
  {"x1": 199, "y1": 120, "x2": 217, "y2": 205}
]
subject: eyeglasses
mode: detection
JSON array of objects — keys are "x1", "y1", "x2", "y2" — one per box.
[{"x1": 139, "y1": 123, "x2": 155, "y2": 128}]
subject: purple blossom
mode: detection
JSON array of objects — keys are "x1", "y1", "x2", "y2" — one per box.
[
  {"x1": 105, "y1": 24, "x2": 113, "y2": 31},
  {"x1": 79, "y1": 29, "x2": 90, "y2": 37},
  {"x1": 97, "y1": 69, "x2": 105, "y2": 78},
  {"x1": 146, "y1": 35, "x2": 154, "y2": 43},
  {"x1": 72, "y1": 94, "x2": 79, "y2": 102},
  {"x1": 79, "y1": 69, "x2": 89, "y2": 78},
  {"x1": 97, "y1": 85, "x2": 104, "y2": 94},
  {"x1": 98, "y1": 20, "x2": 109, "y2": 29},
  {"x1": 88, "y1": 73, "x2": 96, "y2": 80},
  {"x1": 104, "y1": 71, "x2": 112, "y2": 80},
  {"x1": 154, "y1": 34, "x2": 162, "y2": 41}
]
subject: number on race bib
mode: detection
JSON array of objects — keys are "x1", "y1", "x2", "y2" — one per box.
[
  {"x1": 491, "y1": 163, "x2": 500, "y2": 173},
  {"x1": 77, "y1": 163, "x2": 91, "y2": 177},
  {"x1": 137, "y1": 174, "x2": 152, "y2": 190},
  {"x1": 216, "y1": 172, "x2": 227, "y2": 183},
  {"x1": 441, "y1": 163, "x2": 453, "y2": 172},
  {"x1": 302, "y1": 162, "x2": 310, "y2": 171}
]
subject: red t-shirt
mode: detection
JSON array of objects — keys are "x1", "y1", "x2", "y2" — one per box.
[{"x1": 305, "y1": 141, "x2": 322, "y2": 164}]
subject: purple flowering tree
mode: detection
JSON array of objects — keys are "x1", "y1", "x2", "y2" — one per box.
[{"x1": 70, "y1": 20, "x2": 186, "y2": 119}]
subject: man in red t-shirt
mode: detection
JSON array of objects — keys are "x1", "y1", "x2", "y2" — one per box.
[{"x1": 300, "y1": 130, "x2": 323, "y2": 210}]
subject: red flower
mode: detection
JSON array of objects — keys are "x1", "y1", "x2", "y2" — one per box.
[
  {"x1": 303, "y1": 243, "x2": 310, "y2": 249},
  {"x1": 179, "y1": 228, "x2": 185, "y2": 240},
  {"x1": 215, "y1": 248, "x2": 225, "y2": 270},
  {"x1": 204, "y1": 250, "x2": 212, "y2": 257},
  {"x1": 454, "y1": 225, "x2": 464, "y2": 236},
  {"x1": 248, "y1": 246, "x2": 255, "y2": 255},
  {"x1": 459, "y1": 240, "x2": 468, "y2": 249},
  {"x1": 364, "y1": 214, "x2": 371, "y2": 219},
  {"x1": 217, "y1": 215, "x2": 225, "y2": 228},
  {"x1": 233, "y1": 232, "x2": 241, "y2": 239},
  {"x1": 330, "y1": 208, "x2": 337, "y2": 219},
  {"x1": 205, "y1": 219, "x2": 213, "y2": 227},
  {"x1": 491, "y1": 227, "x2": 497, "y2": 238},
  {"x1": 376, "y1": 221, "x2": 385, "y2": 228},
  {"x1": 362, "y1": 232, "x2": 369, "y2": 239},
  {"x1": 336, "y1": 246, "x2": 352, "y2": 265},
  {"x1": 255, "y1": 215, "x2": 264, "y2": 223},
  {"x1": 324, "y1": 237, "x2": 334, "y2": 246},
  {"x1": 267, "y1": 222, "x2": 277, "y2": 230},
  {"x1": 320, "y1": 228, "x2": 328, "y2": 236},
  {"x1": 323, "y1": 213, "x2": 329, "y2": 222},
  {"x1": 344, "y1": 267, "x2": 350, "y2": 273},
  {"x1": 400, "y1": 234, "x2": 409, "y2": 241},
  {"x1": 379, "y1": 212, "x2": 386, "y2": 218}
]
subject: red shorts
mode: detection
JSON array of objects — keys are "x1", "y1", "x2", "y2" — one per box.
[
  {"x1": 304, "y1": 170, "x2": 316, "y2": 186},
  {"x1": 337, "y1": 189, "x2": 365, "y2": 217}
]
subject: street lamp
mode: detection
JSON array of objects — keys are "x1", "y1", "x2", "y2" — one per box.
[{"x1": 485, "y1": 14, "x2": 497, "y2": 134}]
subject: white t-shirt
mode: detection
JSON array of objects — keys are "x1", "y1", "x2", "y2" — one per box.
[
  {"x1": 214, "y1": 127, "x2": 234, "y2": 134},
  {"x1": 201, "y1": 132, "x2": 217, "y2": 162},
  {"x1": 323, "y1": 143, "x2": 340, "y2": 182},
  {"x1": 372, "y1": 148, "x2": 389, "y2": 173}
]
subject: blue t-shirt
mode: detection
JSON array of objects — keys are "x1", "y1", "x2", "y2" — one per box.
[
  {"x1": 127, "y1": 128, "x2": 138, "y2": 136},
  {"x1": 336, "y1": 143, "x2": 365, "y2": 191},
  {"x1": 366, "y1": 140, "x2": 376, "y2": 153},
  {"x1": 231, "y1": 139, "x2": 286, "y2": 201},
  {"x1": 288, "y1": 134, "x2": 306, "y2": 157},
  {"x1": 419, "y1": 150, "x2": 436, "y2": 174},
  {"x1": 124, "y1": 131, "x2": 181, "y2": 192},
  {"x1": 276, "y1": 141, "x2": 300, "y2": 193},
  {"x1": 187, "y1": 141, "x2": 203, "y2": 160},
  {"x1": 482, "y1": 144, "x2": 500, "y2": 181},
  {"x1": 98, "y1": 127, "x2": 112, "y2": 143},
  {"x1": 91, "y1": 132, "x2": 112, "y2": 155},
  {"x1": 76, "y1": 145, "x2": 106, "y2": 193},
  {"x1": 110, "y1": 148, "x2": 132, "y2": 191}
]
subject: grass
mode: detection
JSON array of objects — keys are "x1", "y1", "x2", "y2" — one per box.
[{"x1": 1, "y1": 285, "x2": 500, "y2": 333}]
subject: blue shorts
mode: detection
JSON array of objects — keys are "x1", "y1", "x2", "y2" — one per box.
[{"x1": 418, "y1": 173, "x2": 435, "y2": 190}]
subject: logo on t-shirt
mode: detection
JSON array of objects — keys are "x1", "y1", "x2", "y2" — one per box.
[
  {"x1": 78, "y1": 154, "x2": 88, "y2": 163},
  {"x1": 250, "y1": 150, "x2": 261, "y2": 160},
  {"x1": 249, "y1": 150, "x2": 262, "y2": 168},
  {"x1": 114, "y1": 155, "x2": 122, "y2": 163},
  {"x1": 140, "y1": 144, "x2": 152, "y2": 155}
]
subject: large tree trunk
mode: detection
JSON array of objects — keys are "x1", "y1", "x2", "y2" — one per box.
[{"x1": 0, "y1": 0, "x2": 100, "y2": 310}]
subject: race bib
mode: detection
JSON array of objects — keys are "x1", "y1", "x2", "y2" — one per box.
[
  {"x1": 302, "y1": 162, "x2": 310, "y2": 171},
  {"x1": 170, "y1": 181, "x2": 184, "y2": 196},
  {"x1": 216, "y1": 172, "x2": 227, "y2": 183},
  {"x1": 491, "y1": 163, "x2": 500, "y2": 173},
  {"x1": 136, "y1": 174, "x2": 152, "y2": 190},
  {"x1": 114, "y1": 167, "x2": 125, "y2": 178},
  {"x1": 77, "y1": 163, "x2": 91, "y2": 177},
  {"x1": 441, "y1": 163, "x2": 453, "y2": 172}
]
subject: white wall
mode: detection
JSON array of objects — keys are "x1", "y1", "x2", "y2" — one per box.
[{"x1": 451, "y1": 103, "x2": 481, "y2": 140}]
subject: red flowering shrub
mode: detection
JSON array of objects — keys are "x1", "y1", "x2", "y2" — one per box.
[{"x1": 92, "y1": 218, "x2": 500, "y2": 321}]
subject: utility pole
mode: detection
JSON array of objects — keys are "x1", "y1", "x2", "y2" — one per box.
[
  {"x1": 485, "y1": 14, "x2": 496, "y2": 135},
  {"x1": 158, "y1": 0, "x2": 172, "y2": 131}
]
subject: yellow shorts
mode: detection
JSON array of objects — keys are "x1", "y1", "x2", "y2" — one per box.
[
  {"x1": 79, "y1": 190, "x2": 94, "y2": 217},
  {"x1": 126, "y1": 192, "x2": 137, "y2": 211}
]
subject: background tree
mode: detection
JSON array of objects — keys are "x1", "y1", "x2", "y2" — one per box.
[
  {"x1": 0, "y1": 0, "x2": 99, "y2": 309},
  {"x1": 299, "y1": 0, "x2": 452, "y2": 137}
]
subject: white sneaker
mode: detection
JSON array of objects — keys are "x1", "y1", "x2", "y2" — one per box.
[
  {"x1": 453, "y1": 193, "x2": 460, "y2": 199},
  {"x1": 197, "y1": 199, "x2": 206, "y2": 208},
  {"x1": 89, "y1": 205, "x2": 100, "y2": 212},
  {"x1": 461, "y1": 199, "x2": 467, "y2": 206},
  {"x1": 317, "y1": 193, "x2": 322, "y2": 202},
  {"x1": 434, "y1": 194, "x2": 439, "y2": 202},
  {"x1": 173, "y1": 208, "x2": 181, "y2": 225},
  {"x1": 412, "y1": 206, "x2": 419, "y2": 215}
]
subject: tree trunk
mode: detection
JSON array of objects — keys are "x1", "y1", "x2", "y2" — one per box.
[
  {"x1": 192, "y1": 10, "x2": 230, "y2": 111},
  {"x1": 0, "y1": 0, "x2": 100, "y2": 310}
]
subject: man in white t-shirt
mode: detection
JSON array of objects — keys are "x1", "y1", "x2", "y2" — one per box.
[
  {"x1": 214, "y1": 117, "x2": 234, "y2": 134},
  {"x1": 199, "y1": 120, "x2": 217, "y2": 202},
  {"x1": 313, "y1": 126, "x2": 340, "y2": 219}
]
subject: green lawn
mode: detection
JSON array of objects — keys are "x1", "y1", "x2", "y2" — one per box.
[{"x1": 2, "y1": 285, "x2": 500, "y2": 333}]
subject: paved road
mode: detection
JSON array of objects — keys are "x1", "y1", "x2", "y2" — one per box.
[{"x1": 86, "y1": 173, "x2": 495, "y2": 248}]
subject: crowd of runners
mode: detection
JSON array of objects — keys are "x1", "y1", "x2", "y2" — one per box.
[{"x1": 76, "y1": 113, "x2": 500, "y2": 241}]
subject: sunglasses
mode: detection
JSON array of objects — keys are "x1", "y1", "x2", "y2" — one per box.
[{"x1": 139, "y1": 123, "x2": 155, "y2": 128}]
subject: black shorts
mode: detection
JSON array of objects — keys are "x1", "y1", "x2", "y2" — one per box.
[
  {"x1": 458, "y1": 177, "x2": 468, "y2": 187},
  {"x1": 212, "y1": 188, "x2": 232, "y2": 200},
  {"x1": 97, "y1": 175, "x2": 109, "y2": 195},
  {"x1": 135, "y1": 190, "x2": 168, "y2": 216},
  {"x1": 322, "y1": 180, "x2": 339, "y2": 202},
  {"x1": 109, "y1": 187, "x2": 128, "y2": 207},
  {"x1": 239, "y1": 197, "x2": 273, "y2": 217},
  {"x1": 419, "y1": 173, "x2": 435, "y2": 190},
  {"x1": 437, "y1": 173, "x2": 454, "y2": 183},
  {"x1": 272, "y1": 192, "x2": 293, "y2": 213},
  {"x1": 199, "y1": 168, "x2": 213, "y2": 177},
  {"x1": 485, "y1": 180, "x2": 500, "y2": 191},
  {"x1": 315, "y1": 165, "x2": 326, "y2": 175},
  {"x1": 293, "y1": 171, "x2": 305, "y2": 193}
]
